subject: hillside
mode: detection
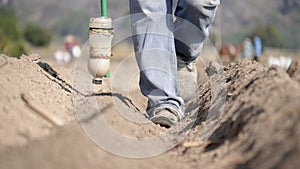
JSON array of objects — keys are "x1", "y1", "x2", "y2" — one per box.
[
  {"x1": 12, "y1": 0, "x2": 300, "y2": 49},
  {"x1": 221, "y1": 0, "x2": 300, "y2": 49}
]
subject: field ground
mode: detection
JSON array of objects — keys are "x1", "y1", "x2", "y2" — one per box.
[{"x1": 0, "y1": 45, "x2": 299, "y2": 168}]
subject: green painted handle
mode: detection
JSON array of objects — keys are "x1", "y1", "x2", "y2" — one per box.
[
  {"x1": 105, "y1": 70, "x2": 110, "y2": 78},
  {"x1": 101, "y1": 0, "x2": 107, "y2": 16},
  {"x1": 101, "y1": 0, "x2": 110, "y2": 78}
]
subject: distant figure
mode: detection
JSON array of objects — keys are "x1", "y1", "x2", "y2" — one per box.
[
  {"x1": 54, "y1": 34, "x2": 81, "y2": 65},
  {"x1": 64, "y1": 35, "x2": 77, "y2": 53},
  {"x1": 253, "y1": 36, "x2": 262, "y2": 62},
  {"x1": 54, "y1": 50, "x2": 72, "y2": 65},
  {"x1": 63, "y1": 34, "x2": 81, "y2": 63},
  {"x1": 219, "y1": 43, "x2": 243, "y2": 65},
  {"x1": 242, "y1": 37, "x2": 253, "y2": 59},
  {"x1": 54, "y1": 50, "x2": 64, "y2": 65}
]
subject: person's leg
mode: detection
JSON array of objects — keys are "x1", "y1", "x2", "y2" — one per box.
[
  {"x1": 174, "y1": 0, "x2": 220, "y2": 62},
  {"x1": 174, "y1": 0, "x2": 220, "y2": 101},
  {"x1": 129, "y1": 0, "x2": 184, "y2": 122}
]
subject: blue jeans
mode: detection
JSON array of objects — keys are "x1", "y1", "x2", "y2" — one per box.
[{"x1": 130, "y1": 0, "x2": 220, "y2": 116}]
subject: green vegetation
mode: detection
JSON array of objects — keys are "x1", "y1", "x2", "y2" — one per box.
[
  {"x1": 223, "y1": 29, "x2": 253, "y2": 45},
  {"x1": 0, "y1": 6, "x2": 26, "y2": 58},
  {"x1": 0, "y1": 5, "x2": 53, "y2": 58},
  {"x1": 253, "y1": 24, "x2": 284, "y2": 48},
  {"x1": 24, "y1": 23, "x2": 52, "y2": 47},
  {"x1": 223, "y1": 24, "x2": 292, "y2": 49}
]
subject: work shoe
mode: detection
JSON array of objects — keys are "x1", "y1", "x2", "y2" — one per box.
[
  {"x1": 149, "y1": 106, "x2": 182, "y2": 128},
  {"x1": 177, "y1": 57, "x2": 198, "y2": 102}
]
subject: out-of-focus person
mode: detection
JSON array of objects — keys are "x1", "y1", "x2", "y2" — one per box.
[
  {"x1": 242, "y1": 37, "x2": 254, "y2": 59},
  {"x1": 252, "y1": 36, "x2": 262, "y2": 62},
  {"x1": 64, "y1": 35, "x2": 81, "y2": 62}
]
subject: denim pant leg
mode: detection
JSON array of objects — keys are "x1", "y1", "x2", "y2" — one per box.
[
  {"x1": 174, "y1": 0, "x2": 220, "y2": 62},
  {"x1": 129, "y1": 0, "x2": 185, "y2": 116}
]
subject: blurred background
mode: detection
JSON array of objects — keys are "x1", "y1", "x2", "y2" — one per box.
[
  {"x1": 0, "y1": 0, "x2": 299, "y2": 63},
  {"x1": 1, "y1": 1, "x2": 300, "y2": 168}
]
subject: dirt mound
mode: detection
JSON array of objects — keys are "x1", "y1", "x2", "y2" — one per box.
[
  {"x1": 0, "y1": 55, "x2": 74, "y2": 149},
  {"x1": 0, "y1": 54, "x2": 299, "y2": 169},
  {"x1": 178, "y1": 59, "x2": 300, "y2": 169},
  {"x1": 287, "y1": 60, "x2": 300, "y2": 84}
]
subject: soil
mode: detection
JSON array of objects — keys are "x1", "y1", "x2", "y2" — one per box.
[{"x1": 0, "y1": 53, "x2": 299, "y2": 169}]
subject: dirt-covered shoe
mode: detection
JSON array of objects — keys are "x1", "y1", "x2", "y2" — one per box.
[
  {"x1": 177, "y1": 57, "x2": 198, "y2": 102},
  {"x1": 149, "y1": 106, "x2": 182, "y2": 128}
]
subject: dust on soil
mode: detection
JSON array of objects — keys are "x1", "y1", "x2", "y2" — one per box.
[{"x1": 0, "y1": 54, "x2": 300, "y2": 169}]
